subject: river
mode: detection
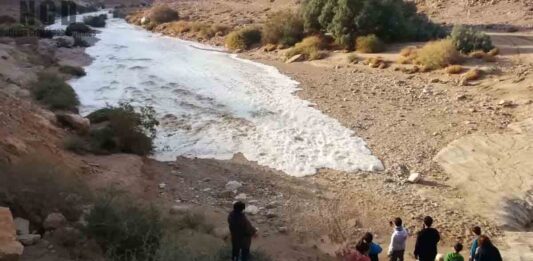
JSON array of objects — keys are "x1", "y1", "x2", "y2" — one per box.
[{"x1": 51, "y1": 13, "x2": 383, "y2": 176}]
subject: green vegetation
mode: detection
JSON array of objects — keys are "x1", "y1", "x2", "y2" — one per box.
[
  {"x1": 285, "y1": 36, "x2": 325, "y2": 60},
  {"x1": 450, "y1": 25, "x2": 494, "y2": 53},
  {"x1": 65, "y1": 22, "x2": 92, "y2": 36},
  {"x1": 225, "y1": 27, "x2": 262, "y2": 50},
  {"x1": 31, "y1": 72, "x2": 80, "y2": 111},
  {"x1": 415, "y1": 39, "x2": 461, "y2": 70},
  {"x1": 302, "y1": 0, "x2": 445, "y2": 49},
  {"x1": 83, "y1": 14, "x2": 107, "y2": 28},
  {"x1": 59, "y1": 65, "x2": 86, "y2": 77},
  {"x1": 262, "y1": 10, "x2": 304, "y2": 46},
  {"x1": 0, "y1": 158, "x2": 90, "y2": 225},
  {"x1": 355, "y1": 34, "x2": 385, "y2": 53},
  {"x1": 85, "y1": 103, "x2": 159, "y2": 156},
  {"x1": 149, "y1": 5, "x2": 179, "y2": 24}
]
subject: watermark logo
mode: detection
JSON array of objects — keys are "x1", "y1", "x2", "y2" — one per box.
[{"x1": 19, "y1": 0, "x2": 78, "y2": 26}]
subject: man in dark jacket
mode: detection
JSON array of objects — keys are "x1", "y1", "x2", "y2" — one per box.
[
  {"x1": 474, "y1": 235, "x2": 502, "y2": 261},
  {"x1": 414, "y1": 216, "x2": 441, "y2": 261},
  {"x1": 228, "y1": 201, "x2": 257, "y2": 261}
]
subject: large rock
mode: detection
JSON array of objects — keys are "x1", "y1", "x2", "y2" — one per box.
[
  {"x1": 0, "y1": 207, "x2": 24, "y2": 261},
  {"x1": 16, "y1": 234, "x2": 40, "y2": 246},
  {"x1": 285, "y1": 54, "x2": 304, "y2": 64},
  {"x1": 407, "y1": 172, "x2": 422, "y2": 183},
  {"x1": 43, "y1": 213, "x2": 67, "y2": 230},
  {"x1": 55, "y1": 112, "x2": 90, "y2": 134},
  {"x1": 54, "y1": 36, "x2": 75, "y2": 48},
  {"x1": 244, "y1": 205, "x2": 259, "y2": 215},
  {"x1": 225, "y1": 181, "x2": 242, "y2": 191},
  {"x1": 13, "y1": 218, "x2": 29, "y2": 236}
]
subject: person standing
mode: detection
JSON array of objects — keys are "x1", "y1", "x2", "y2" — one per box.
[
  {"x1": 469, "y1": 226, "x2": 481, "y2": 261},
  {"x1": 362, "y1": 232, "x2": 382, "y2": 261},
  {"x1": 445, "y1": 243, "x2": 465, "y2": 261},
  {"x1": 414, "y1": 216, "x2": 441, "y2": 261},
  {"x1": 474, "y1": 235, "x2": 502, "y2": 261},
  {"x1": 228, "y1": 201, "x2": 257, "y2": 261},
  {"x1": 388, "y1": 217, "x2": 408, "y2": 261},
  {"x1": 344, "y1": 241, "x2": 371, "y2": 261}
]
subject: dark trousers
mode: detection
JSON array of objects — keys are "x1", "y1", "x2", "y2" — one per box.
[
  {"x1": 231, "y1": 240, "x2": 250, "y2": 261},
  {"x1": 389, "y1": 250, "x2": 404, "y2": 261},
  {"x1": 419, "y1": 255, "x2": 437, "y2": 261}
]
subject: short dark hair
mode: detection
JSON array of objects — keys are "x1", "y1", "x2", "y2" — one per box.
[
  {"x1": 362, "y1": 232, "x2": 373, "y2": 243},
  {"x1": 454, "y1": 243, "x2": 463, "y2": 252},
  {"x1": 472, "y1": 226, "x2": 481, "y2": 235},
  {"x1": 394, "y1": 217, "x2": 402, "y2": 227},
  {"x1": 424, "y1": 216, "x2": 433, "y2": 227},
  {"x1": 355, "y1": 241, "x2": 370, "y2": 254},
  {"x1": 233, "y1": 201, "x2": 245, "y2": 213}
]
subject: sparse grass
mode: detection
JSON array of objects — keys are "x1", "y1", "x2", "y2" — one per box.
[
  {"x1": 469, "y1": 50, "x2": 486, "y2": 59},
  {"x1": 415, "y1": 39, "x2": 461, "y2": 70},
  {"x1": 364, "y1": 57, "x2": 387, "y2": 69},
  {"x1": 149, "y1": 5, "x2": 179, "y2": 24},
  {"x1": 225, "y1": 26, "x2": 262, "y2": 50},
  {"x1": 463, "y1": 68, "x2": 482, "y2": 81},
  {"x1": 0, "y1": 158, "x2": 90, "y2": 226},
  {"x1": 59, "y1": 65, "x2": 86, "y2": 77},
  {"x1": 31, "y1": 72, "x2": 80, "y2": 111},
  {"x1": 397, "y1": 46, "x2": 417, "y2": 64},
  {"x1": 445, "y1": 65, "x2": 464, "y2": 74},
  {"x1": 262, "y1": 10, "x2": 304, "y2": 46},
  {"x1": 347, "y1": 53, "x2": 358, "y2": 63},
  {"x1": 263, "y1": 43, "x2": 277, "y2": 52},
  {"x1": 285, "y1": 36, "x2": 325, "y2": 61},
  {"x1": 355, "y1": 34, "x2": 385, "y2": 53}
]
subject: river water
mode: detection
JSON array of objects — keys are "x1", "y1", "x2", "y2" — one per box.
[{"x1": 53, "y1": 14, "x2": 383, "y2": 176}]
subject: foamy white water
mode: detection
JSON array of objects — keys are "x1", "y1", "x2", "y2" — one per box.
[{"x1": 54, "y1": 16, "x2": 383, "y2": 176}]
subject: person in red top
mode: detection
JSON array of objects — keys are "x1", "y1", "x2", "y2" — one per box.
[{"x1": 343, "y1": 240, "x2": 372, "y2": 261}]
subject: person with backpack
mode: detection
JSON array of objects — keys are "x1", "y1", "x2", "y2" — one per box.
[
  {"x1": 414, "y1": 216, "x2": 441, "y2": 261},
  {"x1": 445, "y1": 243, "x2": 465, "y2": 261},
  {"x1": 474, "y1": 235, "x2": 502, "y2": 261},
  {"x1": 469, "y1": 226, "x2": 481, "y2": 261},
  {"x1": 228, "y1": 201, "x2": 257, "y2": 261},
  {"x1": 388, "y1": 217, "x2": 408, "y2": 261},
  {"x1": 362, "y1": 232, "x2": 382, "y2": 261}
]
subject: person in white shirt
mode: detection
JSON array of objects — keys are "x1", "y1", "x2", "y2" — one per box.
[{"x1": 388, "y1": 217, "x2": 409, "y2": 261}]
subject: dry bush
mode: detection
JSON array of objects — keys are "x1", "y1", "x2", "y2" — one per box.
[
  {"x1": 469, "y1": 50, "x2": 486, "y2": 59},
  {"x1": 445, "y1": 65, "x2": 464, "y2": 74},
  {"x1": 355, "y1": 34, "x2": 385, "y2": 53},
  {"x1": 415, "y1": 39, "x2": 461, "y2": 70},
  {"x1": 346, "y1": 53, "x2": 358, "y2": 63},
  {"x1": 487, "y1": 47, "x2": 500, "y2": 56},
  {"x1": 400, "y1": 46, "x2": 417, "y2": 57},
  {"x1": 262, "y1": 10, "x2": 304, "y2": 46},
  {"x1": 263, "y1": 43, "x2": 277, "y2": 52},
  {"x1": 285, "y1": 36, "x2": 326, "y2": 61},
  {"x1": 364, "y1": 57, "x2": 387, "y2": 69},
  {"x1": 224, "y1": 27, "x2": 262, "y2": 50},
  {"x1": 463, "y1": 68, "x2": 482, "y2": 81},
  {"x1": 169, "y1": 21, "x2": 190, "y2": 33},
  {"x1": 0, "y1": 158, "x2": 91, "y2": 226},
  {"x1": 149, "y1": 5, "x2": 179, "y2": 24}
]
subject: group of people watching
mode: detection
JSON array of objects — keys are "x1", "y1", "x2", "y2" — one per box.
[
  {"x1": 227, "y1": 201, "x2": 503, "y2": 261},
  {"x1": 343, "y1": 216, "x2": 503, "y2": 261}
]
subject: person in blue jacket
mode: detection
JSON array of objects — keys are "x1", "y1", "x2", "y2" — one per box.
[
  {"x1": 362, "y1": 232, "x2": 383, "y2": 261},
  {"x1": 469, "y1": 226, "x2": 481, "y2": 261}
]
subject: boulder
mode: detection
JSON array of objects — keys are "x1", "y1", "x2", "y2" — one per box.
[
  {"x1": 285, "y1": 54, "x2": 304, "y2": 64},
  {"x1": 225, "y1": 181, "x2": 242, "y2": 191},
  {"x1": 244, "y1": 205, "x2": 259, "y2": 215},
  {"x1": 43, "y1": 213, "x2": 67, "y2": 230},
  {"x1": 407, "y1": 172, "x2": 422, "y2": 183},
  {"x1": 265, "y1": 210, "x2": 277, "y2": 219},
  {"x1": 0, "y1": 207, "x2": 24, "y2": 261},
  {"x1": 140, "y1": 16, "x2": 150, "y2": 25},
  {"x1": 55, "y1": 112, "x2": 90, "y2": 134},
  {"x1": 13, "y1": 218, "x2": 29, "y2": 236},
  {"x1": 17, "y1": 234, "x2": 40, "y2": 246},
  {"x1": 234, "y1": 193, "x2": 247, "y2": 200}
]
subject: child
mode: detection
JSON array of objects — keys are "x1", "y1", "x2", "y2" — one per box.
[
  {"x1": 445, "y1": 243, "x2": 465, "y2": 261},
  {"x1": 362, "y1": 232, "x2": 382, "y2": 261}
]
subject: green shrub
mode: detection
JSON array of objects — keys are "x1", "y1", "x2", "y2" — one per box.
[
  {"x1": 83, "y1": 14, "x2": 107, "y2": 28},
  {"x1": 86, "y1": 103, "x2": 159, "y2": 156},
  {"x1": 302, "y1": 0, "x2": 444, "y2": 48},
  {"x1": 59, "y1": 65, "x2": 86, "y2": 77},
  {"x1": 149, "y1": 5, "x2": 179, "y2": 24},
  {"x1": 355, "y1": 34, "x2": 385, "y2": 53},
  {"x1": 262, "y1": 11, "x2": 304, "y2": 46},
  {"x1": 285, "y1": 36, "x2": 325, "y2": 61},
  {"x1": 31, "y1": 72, "x2": 79, "y2": 111},
  {"x1": 450, "y1": 25, "x2": 494, "y2": 53},
  {"x1": 0, "y1": 158, "x2": 90, "y2": 225},
  {"x1": 415, "y1": 39, "x2": 461, "y2": 70},
  {"x1": 65, "y1": 22, "x2": 91, "y2": 36},
  {"x1": 225, "y1": 27, "x2": 262, "y2": 50},
  {"x1": 86, "y1": 191, "x2": 162, "y2": 261}
]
